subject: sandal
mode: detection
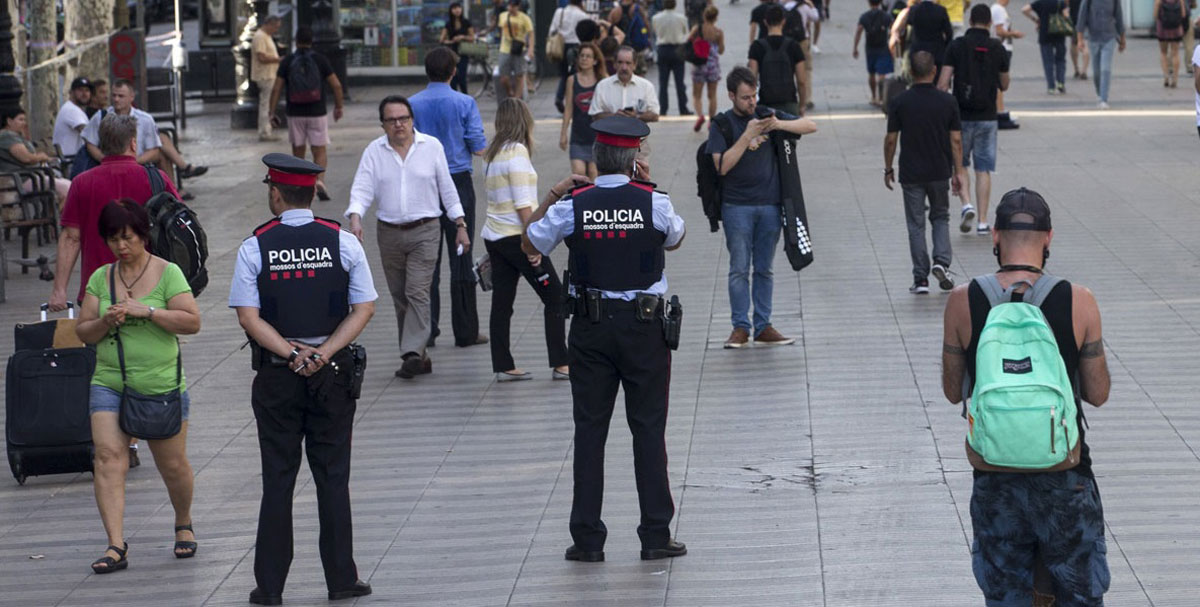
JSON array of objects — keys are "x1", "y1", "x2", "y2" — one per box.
[
  {"x1": 91, "y1": 542, "x2": 128, "y2": 574},
  {"x1": 174, "y1": 524, "x2": 197, "y2": 559}
]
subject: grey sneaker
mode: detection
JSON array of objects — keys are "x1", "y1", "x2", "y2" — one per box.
[
  {"x1": 931, "y1": 264, "x2": 955, "y2": 291},
  {"x1": 960, "y1": 205, "x2": 976, "y2": 233}
]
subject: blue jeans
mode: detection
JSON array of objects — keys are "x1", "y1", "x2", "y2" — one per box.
[
  {"x1": 1089, "y1": 38, "x2": 1118, "y2": 102},
  {"x1": 722, "y1": 204, "x2": 781, "y2": 334},
  {"x1": 1038, "y1": 38, "x2": 1067, "y2": 90}
]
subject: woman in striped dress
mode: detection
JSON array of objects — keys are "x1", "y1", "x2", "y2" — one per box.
[{"x1": 481, "y1": 99, "x2": 570, "y2": 382}]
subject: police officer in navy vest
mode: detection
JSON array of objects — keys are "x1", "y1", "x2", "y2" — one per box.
[
  {"x1": 230, "y1": 154, "x2": 377, "y2": 605},
  {"x1": 522, "y1": 116, "x2": 688, "y2": 563}
]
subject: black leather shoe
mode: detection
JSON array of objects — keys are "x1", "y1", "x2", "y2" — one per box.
[
  {"x1": 248, "y1": 587, "x2": 282, "y2": 605},
  {"x1": 640, "y1": 539, "x2": 687, "y2": 560},
  {"x1": 328, "y1": 580, "x2": 372, "y2": 600},
  {"x1": 564, "y1": 544, "x2": 604, "y2": 562}
]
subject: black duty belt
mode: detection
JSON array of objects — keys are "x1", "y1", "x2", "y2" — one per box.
[{"x1": 380, "y1": 216, "x2": 438, "y2": 230}]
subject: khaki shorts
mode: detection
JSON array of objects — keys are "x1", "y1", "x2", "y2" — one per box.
[{"x1": 288, "y1": 114, "x2": 330, "y2": 147}]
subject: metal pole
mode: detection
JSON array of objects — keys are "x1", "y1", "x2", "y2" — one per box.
[{"x1": 174, "y1": 0, "x2": 186, "y2": 129}]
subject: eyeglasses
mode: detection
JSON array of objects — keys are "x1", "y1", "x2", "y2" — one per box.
[{"x1": 381, "y1": 116, "x2": 413, "y2": 125}]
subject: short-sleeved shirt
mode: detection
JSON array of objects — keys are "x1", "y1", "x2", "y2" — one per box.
[
  {"x1": 705, "y1": 109, "x2": 800, "y2": 206},
  {"x1": 278, "y1": 49, "x2": 335, "y2": 117},
  {"x1": 908, "y1": 1, "x2": 954, "y2": 62},
  {"x1": 886, "y1": 83, "x2": 962, "y2": 185},
  {"x1": 750, "y1": 2, "x2": 772, "y2": 39},
  {"x1": 251, "y1": 28, "x2": 280, "y2": 81},
  {"x1": 748, "y1": 35, "x2": 806, "y2": 68},
  {"x1": 1031, "y1": 0, "x2": 1069, "y2": 42},
  {"x1": 86, "y1": 261, "x2": 191, "y2": 395},
  {"x1": 81, "y1": 107, "x2": 161, "y2": 157},
  {"x1": 525, "y1": 173, "x2": 685, "y2": 300},
  {"x1": 481, "y1": 142, "x2": 538, "y2": 241},
  {"x1": 0, "y1": 130, "x2": 33, "y2": 173},
  {"x1": 60, "y1": 156, "x2": 180, "y2": 303},
  {"x1": 858, "y1": 8, "x2": 894, "y2": 50},
  {"x1": 990, "y1": 3, "x2": 1013, "y2": 50},
  {"x1": 589, "y1": 74, "x2": 661, "y2": 116},
  {"x1": 53, "y1": 100, "x2": 90, "y2": 156},
  {"x1": 943, "y1": 28, "x2": 1011, "y2": 121},
  {"x1": 229, "y1": 208, "x2": 378, "y2": 343},
  {"x1": 500, "y1": 11, "x2": 534, "y2": 54}
]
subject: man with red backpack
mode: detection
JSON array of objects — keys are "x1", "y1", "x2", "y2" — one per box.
[{"x1": 269, "y1": 27, "x2": 345, "y2": 202}]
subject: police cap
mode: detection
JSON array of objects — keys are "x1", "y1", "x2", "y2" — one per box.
[
  {"x1": 262, "y1": 152, "x2": 323, "y2": 187},
  {"x1": 591, "y1": 116, "x2": 650, "y2": 148}
]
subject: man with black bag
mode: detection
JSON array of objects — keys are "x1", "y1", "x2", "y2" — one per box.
[
  {"x1": 521, "y1": 116, "x2": 687, "y2": 565},
  {"x1": 748, "y1": 4, "x2": 808, "y2": 115},
  {"x1": 230, "y1": 154, "x2": 377, "y2": 605}
]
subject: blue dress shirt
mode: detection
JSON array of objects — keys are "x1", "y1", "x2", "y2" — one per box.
[
  {"x1": 229, "y1": 209, "x2": 378, "y2": 341},
  {"x1": 526, "y1": 174, "x2": 686, "y2": 301},
  {"x1": 409, "y1": 83, "x2": 488, "y2": 175}
]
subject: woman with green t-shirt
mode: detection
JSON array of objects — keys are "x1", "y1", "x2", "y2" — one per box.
[{"x1": 74, "y1": 199, "x2": 202, "y2": 574}]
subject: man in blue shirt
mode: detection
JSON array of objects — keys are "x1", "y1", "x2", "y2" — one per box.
[{"x1": 410, "y1": 47, "x2": 489, "y2": 348}]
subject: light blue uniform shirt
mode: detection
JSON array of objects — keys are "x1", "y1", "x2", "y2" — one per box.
[
  {"x1": 229, "y1": 209, "x2": 378, "y2": 342},
  {"x1": 409, "y1": 83, "x2": 488, "y2": 175},
  {"x1": 526, "y1": 174, "x2": 685, "y2": 301}
]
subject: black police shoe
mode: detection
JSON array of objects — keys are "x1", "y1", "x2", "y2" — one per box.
[
  {"x1": 328, "y1": 580, "x2": 372, "y2": 601},
  {"x1": 640, "y1": 539, "x2": 687, "y2": 560},
  {"x1": 564, "y1": 544, "x2": 605, "y2": 562},
  {"x1": 248, "y1": 587, "x2": 282, "y2": 605}
]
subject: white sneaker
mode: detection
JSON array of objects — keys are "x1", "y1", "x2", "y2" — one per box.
[
  {"x1": 1098, "y1": 101, "x2": 1110, "y2": 110},
  {"x1": 959, "y1": 205, "x2": 976, "y2": 233},
  {"x1": 976, "y1": 222, "x2": 990, "y2": 235},
  {"x1": 931, "y1": 264, "x2": 955, "y2": 291},
  {"x1": 812, "y1": 45, "x2": 821, "y2": 54}
]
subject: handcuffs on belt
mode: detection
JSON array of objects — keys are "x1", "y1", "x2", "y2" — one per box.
[{"x1": 245, "y1": 339, "x2": 368, "y2": 398}]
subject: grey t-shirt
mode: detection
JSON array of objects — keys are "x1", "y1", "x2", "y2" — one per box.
[{"x1": 0, "y1": 130, "x2": 34, "y2": 173}]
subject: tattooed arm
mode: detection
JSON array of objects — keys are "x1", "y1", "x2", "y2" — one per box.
[
  {"x1": 1074, "y1": 285, "x2": 1110, "y2": 406},
  {"x1": 942, "y1": 286, "x2": 971, "y2": 403}
]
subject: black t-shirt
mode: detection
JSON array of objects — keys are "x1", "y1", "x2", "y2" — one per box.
[
  {"x1": 751, "y1": 3, "x2": 772, "y2": 39},
  {"x1": 908, "y1": 1, "x2": 953, "y2": 63},
  {"x1": 749, "y1": 36, "x2": 806, "y2": 104},
  {"x1": 966, "y1": 279, "x2": 1092, "y2": 479},
  {"x1": 705, "y1": 108, "x2": 800, "y2": 205},
  {"x1": 748, "y1": 35, "x2": 807, "y2": 66},
  {"x1": 858, "y1": 8, "x2": 893, "y2": 50},
  {"x1": 1031, "y1": 0, "x2": 1068, "y2": 43},
  {"x1": 943, "y1": 28, "x2": 1010, "y2": 121},
  {"x1": 278, "y1": 49, "x2": 335, "y2": 117},
  {"x1": 886, "y1": 83, "x2": 961, "y2": 184}
]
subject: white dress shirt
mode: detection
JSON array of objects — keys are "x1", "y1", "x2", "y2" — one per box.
[
  {"x1": 652, "y1": 9, "x2": 689, "y2": 45},
  {"x1": 589, "y1": 74, "x2": 661, "y2": 116},
  {"x1": 344, "y1": 131, "x2": 465, "y2": 225}
]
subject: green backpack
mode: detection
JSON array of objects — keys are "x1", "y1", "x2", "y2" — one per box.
[{"x1": 965, "y1": 274, "x2": 1079, "y2": 471}]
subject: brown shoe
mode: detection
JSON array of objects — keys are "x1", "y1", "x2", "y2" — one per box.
[
  {"x1": 723, "y1": 328, "x2": 750, "y2": 349},
  {"x1": 754, "y1": 326, "x2": 795, "y2": 346},
  {"x1": 395, "y1": 355, "x2": 432, "y2": 379}
]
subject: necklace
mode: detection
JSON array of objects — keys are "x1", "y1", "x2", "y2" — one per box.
[
  {"x1": 118, "y1": 256, "x2": 151, "y2": 298},
  {"x1": 997, "y1": 264, "x2": 1043, "y2": 274}
]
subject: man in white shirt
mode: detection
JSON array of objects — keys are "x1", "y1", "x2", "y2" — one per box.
[
  {"x1": 652, "y1": 0, "x2": 692, "y2": 115},
  {"x1": 590, "y1": 46, "x2": 660, "y2": 157},
  {"x1": 81, "y1": 79, "x2": 161, "y2": 165},
  {"x1": 991, "y1": 0, "x2": 1023, "y2": 128},
  {"x1": 53, "y1": 78, "x2": 92, "y2": 157},
  {"x1": 345, "y1": 95, "x2": 470, "y2": 380}
]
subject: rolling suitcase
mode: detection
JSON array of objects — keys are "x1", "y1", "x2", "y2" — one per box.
[
  {"x1": 881, "y1": 75, "x2": 908, "y2": 114},
  {"x1": 6, "y1": 304, "x2": 95, "y2": 485}
]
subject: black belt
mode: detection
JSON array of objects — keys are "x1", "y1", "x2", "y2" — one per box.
[{"x1": 379, "y1": 216, "x2": 437, "y2": 230}]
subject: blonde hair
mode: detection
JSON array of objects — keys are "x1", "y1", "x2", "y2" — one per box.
[{"x1": 484, "y1": 98, "x2": 535, "y2": 164}]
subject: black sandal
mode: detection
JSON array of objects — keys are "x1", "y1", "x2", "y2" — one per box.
[
  {"x1": 174, "y1": 524, "x2": 197, "y2": 559},
  {"x1": 91, "y1": 542, "x2": 128, "y2": 574}
]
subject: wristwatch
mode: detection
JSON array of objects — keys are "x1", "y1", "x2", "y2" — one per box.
[
  {"x1": 148, "y1": 306, "x2": 156, "y2": 319},
  {"x1": 456, "y1": 220, "x2": 467, "y2": 230}
]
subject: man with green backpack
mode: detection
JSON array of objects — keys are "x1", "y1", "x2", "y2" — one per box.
[{"x1": 941, "y1": 188, "x2": 1112, "y2": 606}]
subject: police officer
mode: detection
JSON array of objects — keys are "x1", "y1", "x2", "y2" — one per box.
[
  {"x1": 230, "y1": 154, "x2": 377, "y2": 605},
  {"x1": 521, "y1": 116, "x2": 688, "y2": 563}
]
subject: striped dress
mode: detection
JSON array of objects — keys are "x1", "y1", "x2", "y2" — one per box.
[{"x1": 481, "y1": 142, "x2": 539, "y2": 242}]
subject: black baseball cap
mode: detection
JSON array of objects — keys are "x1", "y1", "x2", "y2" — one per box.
[
  {"x1": 995, "y1": 187, "x2": 1052, "y2": 232},
  {"x1": 70, "y1": 77, "x2": 93, "y2": 91}
]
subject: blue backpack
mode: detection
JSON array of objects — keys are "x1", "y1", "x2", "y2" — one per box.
[{"x1": 628, "y1": 6, "x2": 651, "y2": 50}]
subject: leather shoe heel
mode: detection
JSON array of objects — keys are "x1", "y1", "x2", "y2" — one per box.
[
  {"x1": 565, "y1": 544, "x2": 605, "y2": 562},
  {"x1": 329, "y1": 580, "x2": 372, "y2": 600},
  {"x1": 248, "y1": 587, "x2": 282, "y2": 605},
  {"x1": 640, "y1": 539, "x2": 687, "y2": 560}
]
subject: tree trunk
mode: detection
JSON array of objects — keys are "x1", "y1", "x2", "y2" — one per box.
[
  {"x1": 27, "y1": 0, "x2": 56, "y2": 144},
  {"x1": 65, "y1": 0, "x2": 115, "y2": 87}
]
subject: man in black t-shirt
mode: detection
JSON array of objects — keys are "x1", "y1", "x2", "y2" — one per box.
[
  {"x1": 748, "y1": 4, "x2": 808, "y2": 114},
  {"x1": 939, "y1": 4, "x2": 1010, "y2": 236},
  {"x1": 883, "y1": 50, "x2": 964, "y2": 294},
  {"x1": 853, "y1": 0, "x2": 895, "y2": 106},
  {"x1": 268, "y1": 27, "x2": 345, "y2": 201},
  {"x1": 900, "y1": 0, "x2": 954, "y2": 66},
  {"x1": 749, "y1": 0, "x2": 776, "y2": 41}
]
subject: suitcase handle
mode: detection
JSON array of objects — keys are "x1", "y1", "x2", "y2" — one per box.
[{"x1": 39, "y1": 302, "x2": 75, "y2": 322}]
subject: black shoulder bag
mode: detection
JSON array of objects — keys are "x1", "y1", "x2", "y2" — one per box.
[
  {"x1": 507, "y1": 13, "x2": 526, "y2": 56},
  {"x1": 110, "y1": 264, "x2": 183, "y2": 440}
]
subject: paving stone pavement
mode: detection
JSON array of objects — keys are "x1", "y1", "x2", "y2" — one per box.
[{"x1": 1, "y1": 5, "x2": 1199, "y2": 607}]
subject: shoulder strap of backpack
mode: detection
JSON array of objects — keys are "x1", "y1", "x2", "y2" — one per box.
[
  {"x1": 714, "y1": 112, "x2": 734, "y2": 148},
  {"x1": 144, "y1": 164, "x2": 164, "y2": 196},
  {"x1": 975, "y1": 274, "x2": 1007, "y2": 307},
  {"x1": 1022, "y1": 273, "x2": 1064, "y2": 307}
]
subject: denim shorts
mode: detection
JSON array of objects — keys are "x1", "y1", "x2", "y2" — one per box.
[
  {"x1": 89, "y1": 384, "x2": 191, "y2": 421},
  {"x1": 961, "y1": 120, "x2": 998, "y2": 172},
  {"x1": 865, "y1": 49, "x2": 894, "y2": 75},
  {"x1": 970, "y1": 469, "x2": 1110, "y2": 606}
]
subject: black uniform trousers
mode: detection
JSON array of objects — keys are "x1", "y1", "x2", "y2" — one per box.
[
  {"x1": 431, "y1": 170, "x2": 481, "y2": 346},
  {"x1": 568, "y1": 308, "x2": 675, "y2": 552},
  {"x1": 251, "y1": 348, "x2": 358, "y2": 595}
]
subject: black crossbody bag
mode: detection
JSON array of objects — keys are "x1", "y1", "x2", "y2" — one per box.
[
  {"x1": 110, "y1": 264, "x2": 183, "y2": 440},
  {"x1": 507, "y1": 14, "x2": 526, "y2": 56}
]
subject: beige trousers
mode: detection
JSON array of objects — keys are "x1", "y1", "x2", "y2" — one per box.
[
  {"x1": 377, "y1": 218, "x2": 441, "y2": 359},
  {"x1": 255, "y1": 78, "x2": 275, "y2": 136}
]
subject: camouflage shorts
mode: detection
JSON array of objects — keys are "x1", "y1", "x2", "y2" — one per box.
[{"x1": 970, "y1": 469, "x2": 1111, "y2": 607}]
